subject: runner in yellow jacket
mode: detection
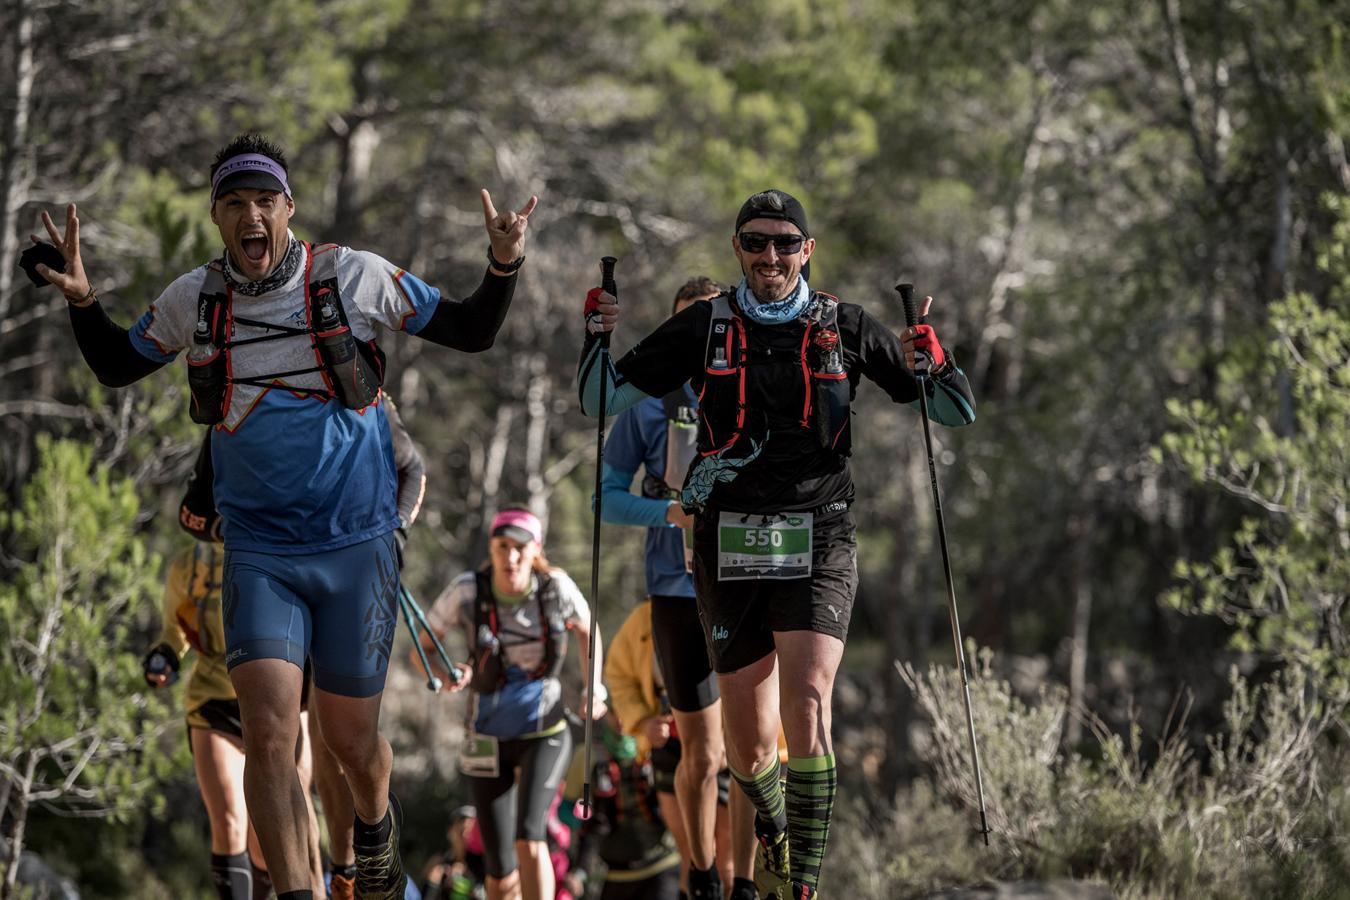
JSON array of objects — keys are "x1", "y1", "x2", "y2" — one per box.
[
  {"x1": 605, "y1": 600, "x2": 788, "y2": 897},
  {"x1": 147, "y1": 538, "x2": 324, "y2": 899}
]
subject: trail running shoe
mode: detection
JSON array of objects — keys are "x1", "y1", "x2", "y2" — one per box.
[
  {"x1": 728, "y1": 876, "x2": 759, "y2": 900},
  {"x1": 688, "y1": 863, "x2": 723, "y2": 900},
  {"x1": 772, "y1": 880, "x2": 817, "y2": 900},
  {"x1": 328, "y1": 866, "x2": 355, "y2": 900},
  {"x1": 753, "y1": 815, "x2": 790, "y2": 898},
  {"x1": 353, "y1": 792, "x2": 405, "y2": 900}
]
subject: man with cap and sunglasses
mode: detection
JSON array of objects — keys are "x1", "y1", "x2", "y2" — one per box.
[
  {"x1": 577, "y1": 189, "x2": 976, "y2": 899},
  {"x1": 33, "y1": 132, "x2": 538, "y2": 900}
]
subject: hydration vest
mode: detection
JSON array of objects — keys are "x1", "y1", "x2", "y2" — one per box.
[
  {"x1": 187, "y1": 242, "x2": 385, "y2": 424},
  {"x1": 696, "y1": 291, "x2": 852, "y2": 459},
  {"x1": 468, "y1": 568, "x2": 568, "y2": 694}
]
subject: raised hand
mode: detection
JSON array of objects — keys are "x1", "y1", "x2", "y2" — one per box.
[
  {"x1": 901, "y1": 295, "x2": 944, "y2": 373},
  {"x1": 583, "y1": 287, "x2": 619, "y2": 334},
  {"x1": 32, "y1": 204, "x2": 93, "y2": 304},
  {"x1": 481, "y1": 189, "x2": 538, "y2": 270}
]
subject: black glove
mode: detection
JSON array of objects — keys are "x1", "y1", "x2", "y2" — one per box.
[
  {"x1": 143, "y1": 643, "x2": 181, "y2": 687},
  {"x1": 18, "y1": 242, "x2": 66, "y2": 288},
  {"x1": 394, "y1": 525, "x2": 408, "y2": 570}
]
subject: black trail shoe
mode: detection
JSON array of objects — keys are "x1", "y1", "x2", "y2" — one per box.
[{"x1": 353, "y1": 792, "x2": 405, "y2": 900}]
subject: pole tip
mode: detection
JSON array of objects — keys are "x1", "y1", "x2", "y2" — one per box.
[{"x1": 429, "y1": 677, "x2": 443, "y2": 693}]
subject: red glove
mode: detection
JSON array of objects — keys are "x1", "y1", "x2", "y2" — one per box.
[
  {"x1": 584, "y1": 286, "x2": 618, "y2": 335},
  {"x1": 909, "y1": 323, "x2": 945, "y2": 370}
]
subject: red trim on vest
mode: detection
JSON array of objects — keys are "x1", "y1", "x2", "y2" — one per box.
[
  {"x1": 302, "y1": 243, "x2": 337, "y2": 399},
  {"x1": 799, "y1": 321, "x2": 813, "y2": 429}
]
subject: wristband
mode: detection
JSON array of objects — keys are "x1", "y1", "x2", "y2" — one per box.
[{"x1": 487, "y1": 247, "x2": 525, "y2": 273}]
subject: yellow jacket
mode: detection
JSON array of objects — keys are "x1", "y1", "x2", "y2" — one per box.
[
  {"x1": 603, "y1": 600, "x2": 663, "y2": 760},
  {"x1": 157, "y1": 543, "x2": 236, "y2": 725},
  {"x1": 604, "y1": 598, "x2": 788, "y2": 763}
]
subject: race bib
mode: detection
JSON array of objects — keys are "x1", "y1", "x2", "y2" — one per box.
[
  {"x1": 717, "y1": 512, "x2": 813, "y2": 581},
  {"x1": 459, "y1": 733, "x2": 500, "y2": 778}
]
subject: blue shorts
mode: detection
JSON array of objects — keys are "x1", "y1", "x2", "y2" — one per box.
[{"x1": 222, "y1": 532, "x2": 400, "y2": 698}]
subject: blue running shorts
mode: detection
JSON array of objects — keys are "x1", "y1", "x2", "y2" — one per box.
[{"x1": 222, "y1": 531, "x2": 400, "y2": 697}]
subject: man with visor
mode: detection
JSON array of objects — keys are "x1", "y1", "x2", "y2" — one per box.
[{"x1": 33, "y1": 132, "x2": 537, "y2": 900}]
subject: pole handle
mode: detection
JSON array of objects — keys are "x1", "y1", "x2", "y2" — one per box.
[
  {"x1": 599, "y1": 256, "x2": 618, "y2": 350},
  {"x1": 895, "y1": 282, "x2": 919, "y2": 328}
]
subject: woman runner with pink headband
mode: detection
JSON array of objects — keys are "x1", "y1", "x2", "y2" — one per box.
[{"x1": 415, "y1": 506, "x2": 607, "y2": 900}]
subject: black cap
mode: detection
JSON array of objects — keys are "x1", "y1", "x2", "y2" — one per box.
[{"x1": 734, "y1": 189, "x2": 809, "y2": 237}]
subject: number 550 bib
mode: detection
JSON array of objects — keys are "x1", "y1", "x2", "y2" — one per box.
[{"x1": 717, "y1": 512, "x2": 813, "y2": 581}]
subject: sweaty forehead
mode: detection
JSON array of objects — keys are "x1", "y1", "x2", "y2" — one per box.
[{"x1": 739, "y1": 218, "x2": 803, "y2": 235}]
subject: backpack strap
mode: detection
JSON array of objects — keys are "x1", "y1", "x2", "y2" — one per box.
[{"x1": 308, "y1": 242, "x2": 386, "y2": 388}]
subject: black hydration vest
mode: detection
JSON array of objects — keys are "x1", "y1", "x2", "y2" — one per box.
[
  {"x1": 468, "y1": 568, "x2": 568, "y2": 694},
  {"x1": 187, "y1": 242, "x2": 385, "y2": 424},
  {"x1": 695, "y1": 291, "x2": 852, "y2": 460}
]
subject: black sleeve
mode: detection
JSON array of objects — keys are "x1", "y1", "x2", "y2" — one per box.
[
  {"x1": 611, "y1": 300, "x2": 712, "y2": 397},
  {"x1": 68, "y1": 301, "x2": 167, "y2": 387},
  {"x1": 178, "y1": 431, "x2": 223, "y2": 542},
  {"x1": 409, "y1": 268, "x2": 517, "y2": 352},
  {"x1": 383, "y1": 394, "x2": 427, "y2": 528},
  {"x1": 852, "y1": 306, "x2": 976, "y2": 418}
]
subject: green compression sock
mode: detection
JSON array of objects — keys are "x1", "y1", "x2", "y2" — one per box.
[
  {"x1": 785, "y1": 753, "x2": 837, "y2": 890},
  {"x1": 729, "y1": 757, "x2": 787, "y2": 833}
]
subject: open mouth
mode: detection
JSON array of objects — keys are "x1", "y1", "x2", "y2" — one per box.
[{"x1": 241, "y1": 233, "x2": 268, "y2": 264}]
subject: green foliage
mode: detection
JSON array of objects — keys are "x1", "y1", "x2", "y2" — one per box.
[
  {"x1": 0, "y1": 437, "x2": 180, "y2": 882},
  {"x1": 1160, "y1": 196, "x2": 1350, "y2": 692},
  {"x1": 862, "y1": 652, "x2": 1350, "y2": 900}
]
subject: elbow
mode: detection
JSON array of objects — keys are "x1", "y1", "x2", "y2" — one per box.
[
  {"x1": 96, "y1": 371, "x2": 136, "y2": 388},
  {"x1": 461, "y1": 332, "x2": 496, "y2": 353}
]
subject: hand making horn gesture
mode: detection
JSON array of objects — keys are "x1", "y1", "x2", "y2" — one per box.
[
  {"x1": 481, "y1": 189, "x2": 538, "y2": 273},
  {"x1": 32, "y1": 203, "x2": 94, "y2": 305}
]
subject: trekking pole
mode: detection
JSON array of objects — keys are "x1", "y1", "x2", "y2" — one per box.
[
  {"x1": 402, "y1": 585, "x2": 463, "y2": 685},
  {"x1": 896, "y1": 282, "x2": 991, "y2": 846},
  {"x1": 399, "y1": 585, "x2": 464, "y2": 692},
  {"x1": 581, "y1": 255, "x2": 618, "y2": 820}
]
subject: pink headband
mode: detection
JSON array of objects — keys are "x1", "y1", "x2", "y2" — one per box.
[{"x1": 490, "y1": 509, "x2": 542, "y2": 545}]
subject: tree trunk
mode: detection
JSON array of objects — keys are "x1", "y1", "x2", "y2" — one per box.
[
  {"x1": 523, "y1": 352, "x2": 552, "y2": 533},
  {"x1": 1066, "y1": 549, "x2": 1092, "y2": 747},
  {"x1": 972, "y1": 81, "x2": 1050, "y2": 397},
  {"x1": 475, "y1": 403, "x2": 516, "y2": 549},
  {"x1": 1, "y1": 755, "x2": 36, "y2": 898},
  {"x1": 0, "y1": 0, "x2": 36, "y2": 323}
]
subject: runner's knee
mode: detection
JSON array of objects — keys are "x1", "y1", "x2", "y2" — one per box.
[
  {"x1": 678, "y1": 742, "x2": 722, "y2": 782},
  {"x1": 515, "y1": 838, "x2": 547, "y2": 863},
  {"x1": 320, "y1": 727, "x2": 380, "y2": 773}
]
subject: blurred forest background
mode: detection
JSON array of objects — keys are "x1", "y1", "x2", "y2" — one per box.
[{"x1": 1, "y1": 0, "x2": 1348, "y2": 897}]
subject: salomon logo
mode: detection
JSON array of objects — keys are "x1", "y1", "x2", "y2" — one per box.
[{"x1": 715, "y1": 324, "x2": 727, "y2": 334}]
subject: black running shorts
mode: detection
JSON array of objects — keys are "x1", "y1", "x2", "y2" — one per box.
[
  {"x1": 650, "y1": 594, "x2": 719, "y2": 712},
  {"x1": 468, "y1": 728, "x2": 573, "y2": 878},
  {"x1": 692, "y1": 509, "x2": 857, "y2": 674},
  {"x1": 187, "y1": 697, "x2": 245, "y2": 740}
]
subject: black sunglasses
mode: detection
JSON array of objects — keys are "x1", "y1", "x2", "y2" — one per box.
[{"x1": 736, "y1": 232, "x2": 806, "y2": 255}]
